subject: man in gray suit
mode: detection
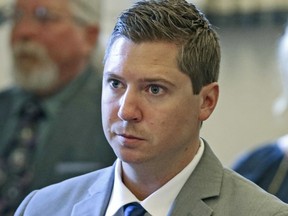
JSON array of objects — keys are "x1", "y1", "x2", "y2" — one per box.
[
  {"x1": 0, "y1": 0, "x2": 115, "y2": 215},
  {"x1": 15, "y1": 0, "x2": 288, "y2": 215}
]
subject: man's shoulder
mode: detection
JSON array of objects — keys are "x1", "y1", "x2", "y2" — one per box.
[
  {"x1": 232, "y1": 142, "x2": 282, "y2": 177},
  {"x1": 0, "y1": 88, "x2": 18, "y2": 120},
  {"x1": 234, "y1": 142, "x2": 280, "y2": 165},
  {"x1": 39, "y1": 165, "x2": 113, "y2": 195},
  {"x1": 0, "y1": 87, "x2": 15, "y2": 102},
  {"x1": 15, "y1": 166, "x2": 115, "y2": 215},
  {"x1": 220, "y1": 168, "x2": 288, "y2": 214},
  {"x1": 182, "y1": 141, "x2": 288, "y2": 215}
]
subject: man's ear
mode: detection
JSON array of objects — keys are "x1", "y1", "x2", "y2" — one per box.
[
  {"x1": 83, "y1": 24, "x2": 100, "y2": 53},
  {"x1": 199, "y1": 82, "x2": 219, "y2": 121}
]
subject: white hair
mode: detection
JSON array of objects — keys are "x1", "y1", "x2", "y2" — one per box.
[{"x1": 68, "y1": 0, "x2": 104, "y2": 70}]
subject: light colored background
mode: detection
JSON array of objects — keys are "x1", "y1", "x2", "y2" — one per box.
[
  {"x1": 0, "y1": 0, "x2": 12, "y2": 90},
  {"x1": 1, "y1": 0, "x2": 288, "y2": 166}
]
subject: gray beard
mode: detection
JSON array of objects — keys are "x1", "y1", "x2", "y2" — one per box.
[{"x1": 12, "y1": 42, "x2": 60, "y2": 94}]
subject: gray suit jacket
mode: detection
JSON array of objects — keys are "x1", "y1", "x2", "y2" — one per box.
[{"x1": 15, "y1": 141, "x2": 288, "y2": 216}]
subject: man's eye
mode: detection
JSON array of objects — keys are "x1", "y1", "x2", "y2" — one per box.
[
  {"x1": 34, "y1": 7, "x2": 61, "y2": 23},
  {"x1": 149, "y1": 85, "x2": 162, "y2": 95},
  {"x1": 109, "y1": 79, "x2": 122, "y2": 89}
]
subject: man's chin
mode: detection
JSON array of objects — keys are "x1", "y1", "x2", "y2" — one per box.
[
  {"x1": 13, "y1": 67, "x2": 59, "y2": 95},
  {"x1": 15, "y1": 59, "x2": 43, "y2": 73}
]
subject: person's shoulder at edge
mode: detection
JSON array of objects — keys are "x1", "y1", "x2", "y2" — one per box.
[
  {"x1": 0, "y1": 86, "x2": 19, "y2": 98},
  {"x1": 0, "y1": 87, "x2": 24, "y2": 120},
  {"x1": 15, "y1": 165, "x2": 114, "y2": 215},
  {"x1": 232, "y1": 141, "x2": 282, "y2": 170}
]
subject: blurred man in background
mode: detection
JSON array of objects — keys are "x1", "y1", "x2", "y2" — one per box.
[
  {"x1": 0, "y1": 0, "x2": 116, "y2": 215},
  {"x1": 233, "y1": 25, "x2": 288, "y2": 203}
]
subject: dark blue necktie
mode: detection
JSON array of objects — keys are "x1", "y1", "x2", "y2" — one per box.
[
  {"x1": 123, "y1": 202, "x2": 147, "y2": 216},
  {"x1": 0, "y1": 99, "x2": 45, "y2": 215}
]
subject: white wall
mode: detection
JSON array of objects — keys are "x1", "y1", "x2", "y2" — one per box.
[
  {"x1": 0, "y1": 0, "x2": 13, "y2": 90},
  {"x1": 201, "y1": 26, "x2": 287, "y2": 166},
  {"x1": 0, "y1": 22, "x2": 12, "y2": 90}
]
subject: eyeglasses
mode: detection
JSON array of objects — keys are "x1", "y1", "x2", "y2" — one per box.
[{"x1": 10, "y1": 6, "x2": 86, "y2": 26}]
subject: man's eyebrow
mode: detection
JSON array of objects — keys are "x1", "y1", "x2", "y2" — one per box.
[
  {"x1": 103, "y1": 72, "x2": 121, "y2": 79},
  {"x1": 140, "y1": 77, "x2": 176, "y2": 87}
]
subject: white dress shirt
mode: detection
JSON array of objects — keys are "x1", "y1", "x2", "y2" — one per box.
[{"x1": 105, "y1": 139, "x2": 205, "y2": 216}]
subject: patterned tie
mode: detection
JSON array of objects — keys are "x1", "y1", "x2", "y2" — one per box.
[
  {"x1": 124, "y1": 202, "x2": 147, "y2": 216},
  {"x1": 0, "y1": 99, "x2": 45, "y2": 216}
]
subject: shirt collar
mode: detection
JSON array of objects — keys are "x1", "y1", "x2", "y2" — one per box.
[{"x1": 105, "y1": 139, "x2": 205, "y2": 216}]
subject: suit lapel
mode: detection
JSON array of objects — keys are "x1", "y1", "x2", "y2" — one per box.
[
  {"x1": 71, "y1": 165, "x2": 115, "y2": 216},
  {"x1": 169, "y1": 140, "x2": 223, "y2": 216}
]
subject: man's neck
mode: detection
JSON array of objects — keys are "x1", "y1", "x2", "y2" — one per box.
[{"x1": 120, "y1": 141, "x2": 200, "y2": 200}]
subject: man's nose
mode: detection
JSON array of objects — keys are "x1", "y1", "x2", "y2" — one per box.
[
  {"x1": 11, "y1": 16, "x2": 40, "y2": 42},
  {"x1": 117, "y1": 89, "x2": 143, "y2": 122}
]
